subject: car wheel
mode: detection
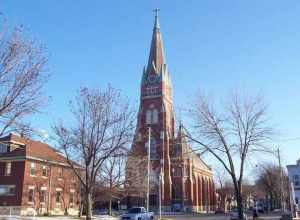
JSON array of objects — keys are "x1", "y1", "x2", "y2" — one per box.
[{"x1": 138, "y1": 218, "x2": 141, "y2": 220}]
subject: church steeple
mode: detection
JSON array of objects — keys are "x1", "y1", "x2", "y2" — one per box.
[
  {"x1": 141, "y1": 10, "x2": 172, "y2": 89},
  {"x1": 146, "y1": 9, "x2": 165, "y2": 76}
]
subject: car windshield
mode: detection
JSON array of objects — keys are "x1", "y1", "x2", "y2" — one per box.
[{"x1": 128, "y1": 208, "x2": 141, "y2": 213}]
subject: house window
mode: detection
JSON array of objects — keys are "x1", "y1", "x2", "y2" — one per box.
[
  {"x1": 70, "y1": 192, "x2": 74, "y2": 204},
  {"x1": 4, "y1": 162, "x2": 12, "y2": 176},
  {"x1": 40, "y1": 190, "x2": 46, "y2": 203},
  {"x1": 42, "y1": 166, "x2": 47, "y2": 177},
  {"x1": 0, "y1": 185, "x2": 15, "y2": 196},
  {"x1": 56, "y1": 191, "x2": 61, "y2": 203},
  {"x1": 58, "y1": 167, "x2": 63, "y2": 178},
  {"x1": 30, "y1": 163, "x2": 36, "y2": 176},
  {"x1": 28, "y1": 189, "x2": 34, "y2": 202},
  {"x1": 294, "y1": 175, "x2": 300, "y2": 186},
  {"x1": 0, "y1": 143, "x2": 7, "y2": 153}
]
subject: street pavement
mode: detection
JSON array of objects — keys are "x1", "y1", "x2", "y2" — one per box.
[
  {"x1": 0, "y1": 213, "x2": 282, "y2": 220},
  {"x1": 154, "y1": 213, "x2": 282, "y2": 220}
]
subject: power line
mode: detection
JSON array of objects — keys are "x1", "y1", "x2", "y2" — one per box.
[{"x1": 276, "y1": 137, "x2": 300, "y2": 142}]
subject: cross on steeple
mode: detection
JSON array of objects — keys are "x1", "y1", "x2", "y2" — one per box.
[
  {"x1": 153, "y1": 8, "x2": 160, "y2": 29},
  {"x1": 153, "y1": 8, "x2": 160, "y2": 17}
]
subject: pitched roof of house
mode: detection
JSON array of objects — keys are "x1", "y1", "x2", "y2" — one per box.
[{"x1": 0, "y1": 133, "x2": 80, "y2": 167}]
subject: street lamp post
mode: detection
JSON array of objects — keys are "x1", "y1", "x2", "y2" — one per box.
[
  {"x1": 159, "y1": 168, "x2": 163, "y2": 220},
  {"x1": 147, "y1": 127, "x2": 151, "y2": 212}
]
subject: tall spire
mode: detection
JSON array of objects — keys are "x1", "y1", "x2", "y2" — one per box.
[
  {"x1": 146, "y1": 9, "x2": 165, "y2": 75},
  {"x1": 154, "y1": 8, "x2": 160, "y2": 29}
]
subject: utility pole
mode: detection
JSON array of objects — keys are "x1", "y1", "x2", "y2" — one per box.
[
  {"x1": 159, "y1": 168, "x2": 162, "y2": 220},
  {"x1": 277, "y1": 148, "x2": 285, "y2": 213},
  {"x1": 147, "y1": 127, "x2": 151, "y2": 212}
]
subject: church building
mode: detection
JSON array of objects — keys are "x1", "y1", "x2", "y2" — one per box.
[{"x1": 126, "y1": 12, "x2": 216, "y2": 212}]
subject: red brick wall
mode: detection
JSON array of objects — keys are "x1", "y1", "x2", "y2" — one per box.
[
  {"x1": 21, "y1": 160, "x2": 80, "y2": 213},
  {"x1": 0, "y1": 161, "x2": 25, "y2": 206}
]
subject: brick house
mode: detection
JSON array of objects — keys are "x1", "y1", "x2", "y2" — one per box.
[
  {"x1": 126, "y1": 13, "x2": 216, "y2": 212},
  {"x1": 0, "y1": 133, "x2": 82, "y2": 216}
]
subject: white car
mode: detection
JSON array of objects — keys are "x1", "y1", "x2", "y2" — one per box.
[
  {"x1": 121, "y1": 207, "x2": 154, "y2": 220},
  {"x1": 230, "y1": 208, "x2": 248, "y2": 220}
]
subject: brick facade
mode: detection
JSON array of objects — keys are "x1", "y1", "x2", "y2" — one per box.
[
  {"x1": 0, "y1": 134, "x2": 81, "y2": 216},
  {"x1": 126, "y1": 14, "x2": 216, "y2": 212}
]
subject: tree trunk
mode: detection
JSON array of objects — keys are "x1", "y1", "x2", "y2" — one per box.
[
  {"x1": 79, "y1": 202, "x2": 83, "y2": 217},
  {"x1": 236, "y1": 192, "x2": 244, "y2": 220},
  {"x1": 85, "y1": 192, "x2": 93, "y2": 220},
  {"x1": 109, "y1": 199, "x2": 112, "y2": 216}
]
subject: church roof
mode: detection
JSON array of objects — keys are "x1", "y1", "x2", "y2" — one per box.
[
  {"x1": 146, "y1": 11, "x2": 166, "y2": 76},
  {"x1": 176, "y1": 124, "x2": 212, "y2": 172}
]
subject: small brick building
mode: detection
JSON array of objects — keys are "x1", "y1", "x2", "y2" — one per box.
[
  {"x1": 126, "y1": 13, "x2": 216, "y2": 212},
  {"x1": 0, "y1": 134, "x2": 81, "y2": 216}
]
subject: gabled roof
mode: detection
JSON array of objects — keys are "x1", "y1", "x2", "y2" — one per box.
[{"x1": 0, "y1": 133, "x2": 81, "y2": 168}]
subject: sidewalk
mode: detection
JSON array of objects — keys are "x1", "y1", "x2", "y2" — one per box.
[{"x1": 0, "y1": 215, "x2": 119, "y2": 220}]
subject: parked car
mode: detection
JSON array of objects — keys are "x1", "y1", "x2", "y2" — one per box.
[
  {"x1": 172, "y1": 203, "x2": 182, "y2": 212},
  {"x1": 256, "y1": 205, "x2": 264, "y2": 213},
  {"x1": 215, "y1": 208, "x2": 225, "y2": 214},
  {"x1": 230, "y1": 208, "x2": 248, "y2": 220},
  {"x1": 121, "y1": 207, "x2": 154, "y2": 220}
]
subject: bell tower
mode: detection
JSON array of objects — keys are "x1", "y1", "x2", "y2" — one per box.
[
  {"x1": 127, "y1": 10, "x2": 217, "y2": 213},
  {"x1": 132, "y1": 10, "x2": 174, "y2": 210}
]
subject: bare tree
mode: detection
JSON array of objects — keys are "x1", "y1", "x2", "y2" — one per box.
[
  {"x1": 255, "y1": 163, "x2": 289, "y2": 211},
  {"x1": 98, "y1": 151, "x2": 127, "y2": 216},
  {"x1": 53, "y1": 86, "x2": 135, "y2": 220},
  {"x1": 0, "y1": 19, "x2": 48, "y2": 136},
  {"x1": 187, "y1": 93, "x2": 273, "y2": 219},
  {"x1": 125, "y1": 151, "x2": 150, "y2": 207},
  {"x1": 215, "y1": 167, "x2": 233, "y2": 212}
]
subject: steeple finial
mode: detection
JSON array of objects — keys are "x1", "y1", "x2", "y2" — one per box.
[{"x1": 153, "y1": 8, "x2": 160, "y2": 29}]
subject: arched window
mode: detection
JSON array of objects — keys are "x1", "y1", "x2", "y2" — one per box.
[
  {"x1": 152, "y1": 109, "x2": 158, "y2": 123},
  {"x1": 145, "y1": 108, "x2": 159, "y2": 124},
  {"x1": 146, "y1": 110, "x2": 152, "y2": 124},
  {"x1": 150, "y1": 138, "x2": 157, "y2": 159},
  {"x1": 145, "y1": 138, "x2": 158, "y2": 159}
]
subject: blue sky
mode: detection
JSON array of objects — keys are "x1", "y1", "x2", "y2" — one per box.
[{"x1": 1, "y1": 1, "x2": 300, "y2": 168}]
